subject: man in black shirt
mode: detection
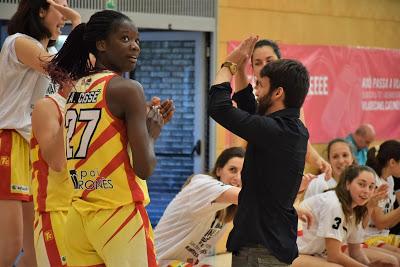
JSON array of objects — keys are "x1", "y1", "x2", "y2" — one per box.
[{"x1": 208, "y1": 36, "x2": 310, "y2": 266}]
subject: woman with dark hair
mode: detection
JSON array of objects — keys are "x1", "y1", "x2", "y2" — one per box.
[
  {"x1": 294, "y1": 165, "x2": 378, "y2": 267},
  {"x1": 46, "y1": 9, "x2": 173, "y2": 266},
  {"x1": 365, "y1": 140, "x2": 400, "y2": 260},
  {"x1": 155, "y1": 147, "x2": 245, "y2": 266},
  {"x1": 0, "y1": 1, "x2": 79, "y2": 266},
  {"x1": 232, "y1": 39, "x2": 332, "y2": 179},
  {"x1": 304, "y1": 138, "x2": 356, "y2": 199},
  {"x1": 303, "y1": 139, "x2": 397, "y2": 266}
]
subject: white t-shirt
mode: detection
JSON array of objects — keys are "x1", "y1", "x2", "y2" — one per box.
[
  {"x1": 155, "y1": 174, "x2": 234, "y2": 266},
  {"x1": 0, "y1": 33, "x2": 55, "y2": 141},
  {"x1": 297, "y1": 191, "x2": 364, "y2": 256},
  {"x1": 47, "y1": 93, "x2": 66, "y2": 116},
  {"x1": 364, "y1": 176, "x2": 395, "y2": 238},
  {"x1": 304, "y1": 173, "x2": 337, "y2": 200}
]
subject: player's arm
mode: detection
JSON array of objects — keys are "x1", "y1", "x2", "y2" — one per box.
[
  {"x1": 14, "y1": 37, "x2": 54, "y2": 74},
  {"x1": 371, "y1": 205, "x2": 400, "y2": 229},
  {"x1": 32, "y1": 98, "x2": 65, "y2": 172},
  {"x1": 301, "y1": 108, "x2": 332, "y2": 178},
  {"x1": 295, "y1": 206, "x2": 314, "y2": 229},
  {"x1": 106, "y1": 77, "x2": 163, "y2": 179},
  {"x1": 214, "y1": 187, "x2": 240, "y2": 205},
  {"x1": 347, "y1": 243, "x2": 370, "y2": 266},
  {"x1": 14, "y1": 2, "x2": 80, "y2": 75},
  {"x1": 325, "y1": 238, "x2": 367, "y2": 267}
]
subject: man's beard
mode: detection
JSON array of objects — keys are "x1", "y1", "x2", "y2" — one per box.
[{"x1": 256, "y1": 91, "x2": 274, "y2": 115}]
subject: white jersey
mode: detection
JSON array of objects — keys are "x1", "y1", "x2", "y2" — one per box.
[
  {"x1": 364, "y1": 176, "x2": 395, "y2": 238},
  {"x1": 155, "y1": 174, "x2": 233, "y2": 266},
  {"x1": 304, "y1": 173, "x2": 337, "y2": 200},
  {"x1": 297, "y1": 191, "x2": 364, "y2": 256},
  {"x1": 47, "y1": 93, "x2": 66, "y2": 116},
  {"x1": 0, "y1": 33, "x2": 55, "y2": 141}
]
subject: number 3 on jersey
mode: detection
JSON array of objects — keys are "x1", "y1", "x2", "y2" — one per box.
[
  {"x1": 65, "y1": 108, "x2": 101, "y2": 159},
  {"x1": 332, "y1": 217, "x2": 342, "y2": 230}
]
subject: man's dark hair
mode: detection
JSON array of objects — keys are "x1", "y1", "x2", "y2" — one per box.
[{"x1": 260, "y1": 59, "x2": 309, "y2": 108}]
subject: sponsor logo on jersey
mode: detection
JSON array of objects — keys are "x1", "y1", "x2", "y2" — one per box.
[
  {"x1": 45, "y1": 83, "x2": 59, "y2": 96},
  {"x1": 69, "y1": 169, "x2": 113, "y2": 190},
  {"x1": 44, "y1": 230, "x2": 54, "y2": 242},
  {"x1": 10, "y1": 184, "x2": 29, "y2": 193},
  {"x1": 0, "y1": 156, "x2": 10, "y2": 166}
]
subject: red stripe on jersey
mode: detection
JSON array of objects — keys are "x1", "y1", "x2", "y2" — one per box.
[
  {"x1": 46, "y1": 96, "x2": 63, "y2": 125},
  {"x1": 75, "y1": 121, "x2": 121, "y2": 169},
  {"x1": 98, "y1": 206, "x2": 123, "y2": 229},
  {"x1": 30, "y1": 136, "x2": 38, "y2": 149},
  {"x1": 69, "y1": 74, "x2": 115, "y2": 110},
  {"x1": 102, "y1": 206, "x2": 139, "y2": 248},
  {"x1": 128, "y1": 224, "x2": 144, "y2": 242},
  {"x1": 31, "y1": 140, "x2": 50, "y2": 211},
  {"x1": 81, "y1": 149, "x2": 125, "y2": 200},
  {"x1": 0, "y1": 130, "x2": 12, "y2": 199},
  {"x1": 138, "y1": 204, "x2": 157, "y2": 267},
  {"x1": 34, "y1": 218, "x2": 39, "y2": 230},
  {"x1": 41, "y1": 212, "x2": 64, "y2": 266},
  {"x1": 124, "y1": 157, "x2": 144, "y2": 202}
]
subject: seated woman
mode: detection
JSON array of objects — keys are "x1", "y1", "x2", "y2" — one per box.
[
  {"x1": 155, "y1": 147, "x2": 245, "y2": 266},
  {"x1": 365, "y1": 140, "x2": 400, "y2": 261},
  {"x1": 304, "y1": 138, "x2": 355, "y2": 199},
  {"x1": 293, "y1": 165, "x2": 395, "y2": 267},
  {"x1": 302, "y1": 139, "x2": 397, "y2": 266}
]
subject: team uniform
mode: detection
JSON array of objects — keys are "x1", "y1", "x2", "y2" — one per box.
[
  {"x1": 364, "y1": 176, "x2": 400, "y2": 247},
  {"x1": 31, "y1": 93, "x2": 72, "y2": 266},
  {"x1": 155, "y1": 174, "x2": 233, "y2": 267},
  {"x1": 297, "y1": 190, "x2": 364, "y2": 257},
  {"x1": 0, "y1": 33, "x2": 54, "y2": 201},
  {"x1": 303, "y1": 173, "x2": 337, "y2": 200},
  {"x1": 64, "y1": 71, "x2": 156, "y2": 267}
]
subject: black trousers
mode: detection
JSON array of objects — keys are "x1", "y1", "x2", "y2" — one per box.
[{"x1": 231, "y1": 245, "x2": 289, "y2": 267}]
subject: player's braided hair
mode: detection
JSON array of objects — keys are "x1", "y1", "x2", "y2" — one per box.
[{"x1": 46, "y1": 10, "x2": 131, "y2": 88}]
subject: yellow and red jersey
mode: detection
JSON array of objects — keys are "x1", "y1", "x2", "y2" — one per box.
[
  {"x1": 65, "y1": 71, "x2": 150, "y2": 214},
  {"x1": 31, "y1": 93, "x2": 72, "y2": 212}
]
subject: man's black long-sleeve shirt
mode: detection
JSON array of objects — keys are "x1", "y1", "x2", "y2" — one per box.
[{"x1": 209, "y1": 82, "x2": 309, "y2": 264}]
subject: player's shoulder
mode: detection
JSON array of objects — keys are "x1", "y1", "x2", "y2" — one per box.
[
  {"x1": 304, "y1": 190, "x2": 339, "y2": 210},
  {"x1": 109, "y1": 76, "x2": 143, "y2": 92},
  {"x1": 34, "y1": 97, "x2": 58, "y2": 112}
]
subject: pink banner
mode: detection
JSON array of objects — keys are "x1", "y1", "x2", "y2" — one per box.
[{"x1": 228, "y1": 42, "x2": 400, "y2": 143}]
